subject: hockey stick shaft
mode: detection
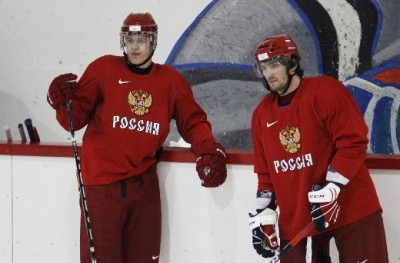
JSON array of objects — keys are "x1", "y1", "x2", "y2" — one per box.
[
  {"x1": 65, "y1": 101, "x2": 97, "y2": 263},
  {"x1": 24, "y1": 118, "x2": 36, "y2": 142},
  {"x1": 269, "y1": 221, "x2": 315, "y2": 263},
  {"x1": 4, "y1": 124, "x2": 12, "y2": 142},
  {"x1": 32, "y1": 126, "x2": 41, "y2": 142},
  {"x1": 18, "y1": 123, "x2": 27, "y2": 142}
]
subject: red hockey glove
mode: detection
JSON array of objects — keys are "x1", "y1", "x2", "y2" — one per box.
[
  {"x1": 249, "y1": 208, "x2": 279, "y2": 258},
  {"x1": 308, "y1": 182, "x2": 342, "y2": 231},
  {"x1": 47, "y1": 73, "x2": 79, "y2": 110},
  {"x1": 196, "y1": 143, "x2": 227, "y2": 187}
]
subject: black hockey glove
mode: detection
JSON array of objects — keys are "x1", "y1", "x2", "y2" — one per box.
[
  {"x1": 249, "y1": 208, "x2": 279, "y2": 258},
  {"x1": 308, "y1": 182, "x2": 342, "y2": 231}
]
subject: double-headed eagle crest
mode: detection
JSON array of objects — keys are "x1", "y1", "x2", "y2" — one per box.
[
  {"x1": 128, "y1": 89, "x2": 152, "y2": 115},
  {"x1": 279, "y1": 126, "x2": 301, "y2": 153}
]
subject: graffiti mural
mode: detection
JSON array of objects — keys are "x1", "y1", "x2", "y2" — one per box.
[{"x1": 165, "y1": 0, "x2": 400, "y2": 154}]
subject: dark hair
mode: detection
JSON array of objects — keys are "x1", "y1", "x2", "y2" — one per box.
[{"x1": 290, "y1": 56, "x2": 304, "y2": 77}]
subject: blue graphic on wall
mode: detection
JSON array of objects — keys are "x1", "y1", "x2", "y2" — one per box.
[
  {"x1": 165, "y1": 0, "x2": 400, "y2": 154},
  {"x1": 345, "y1": 61, "x2": 400, "y2": 154}
]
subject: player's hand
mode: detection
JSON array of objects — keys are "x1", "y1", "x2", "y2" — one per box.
[
  {"x1": 47, "y1": 73, "x2": 79, "y2": 110},
  {"x1": 249, "y1": 208, "x2": 279, "y2": 258},
  {"x1": 308, "y1": 182, "x2": 341, "y2": 231},
  {"x1": 196, "y1": 143, "x2": 227, "y2": 187}
]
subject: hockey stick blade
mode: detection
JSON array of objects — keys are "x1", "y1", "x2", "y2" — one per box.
[{"x1": 268, "y1": 221, "x2": 315, "y2": 263}]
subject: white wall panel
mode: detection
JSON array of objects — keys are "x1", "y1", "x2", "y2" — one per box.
[
  {"x1": 12, "y1": 156, "x2": 79, "y2": 263},
  {"x1": 371, "y1": 169, "x2": 400, "y2": 260},
  {"x1": 158, "y1": 162, "x2": 261, "y2": 262},
  {"x1": 3, "y1": 156, "x2": 399, "y2": 262},
  {"x1": 0, "y1": 155, "x2": 12, "y2": 263}
]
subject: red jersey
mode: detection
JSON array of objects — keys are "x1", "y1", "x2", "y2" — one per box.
[
  {"x1": 56, "y1": 55, "x2": 216, "y2": 185},
  {"x1": 251, "y1": 75, "x2": 382, "y2": 240}
]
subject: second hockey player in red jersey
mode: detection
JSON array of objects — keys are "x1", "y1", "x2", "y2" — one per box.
[{"x1": 248, "y1": 34, "x2": 388, "y2": 262}]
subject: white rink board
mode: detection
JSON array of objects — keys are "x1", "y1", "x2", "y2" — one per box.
[
  {"x1": 3, "y1": 156, "x2": 400, "y2": 262},
  {"x1": 370, "y1": 169, "x2": 400, "y2": 261},
  {"x1": 0, "y1": 155, "x2": 12, "y2": 263},
  {"x1": 157, "y1": 162, "x2": 260, "y2": 263},
  {"x1": 12, "y1": 156, "x2": 80, "y2": 263}
]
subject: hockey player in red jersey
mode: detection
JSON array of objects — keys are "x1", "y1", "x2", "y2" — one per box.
[
  {"x1": 248, "y1": 34, "x2": 388, "y2": 262},
  {"x1": 47, "y1": 12, "x2": 227, "y2": 263}
]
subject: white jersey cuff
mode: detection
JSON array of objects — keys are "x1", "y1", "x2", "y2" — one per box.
[{"x1": 326, "y1": 169, "x2": 349, "y2": 185}]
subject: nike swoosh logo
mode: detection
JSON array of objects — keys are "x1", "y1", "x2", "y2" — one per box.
[
  {"x1": 358, "y1": 260, "x2": 368, "y2": 263},
  {"x1": 152, "y1": 255, "x2": 160, "y2": 260},
  {"x1": 118, "y1": 79, "x2": 131, "y2": 84},
  {"x1": 266, "y1": 121, "x2": 278, "y2": 127}
]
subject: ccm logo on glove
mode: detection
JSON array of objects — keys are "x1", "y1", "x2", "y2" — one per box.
[{"x1": 308, "y1": 182, "x2": 342, "y2": 231}]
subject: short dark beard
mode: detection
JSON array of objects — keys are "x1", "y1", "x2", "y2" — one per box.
[{"x1": 263, "y1": 69, "x2": 293, "y2": 96}]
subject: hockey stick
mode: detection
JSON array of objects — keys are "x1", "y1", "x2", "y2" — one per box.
[
  {"x1": 18, "y1": 123, "x2": 27, "y2": 142},
  {"x1": 24, "y1": 118, "x2": 36, "y2": 142},
  {"x1": 269, "y1": 221, "x2": 315, "y2": 263},
  {"x1": 65, "y1": 101, "x2": 97, "y2": 263},
  {"x1": 4, "y1": 124, "x2": 12, "y2": 142}
]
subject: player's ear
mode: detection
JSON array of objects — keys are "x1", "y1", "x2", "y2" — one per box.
[{"x1": 288, "y1": 60, "x2": 298, "y2": 75}]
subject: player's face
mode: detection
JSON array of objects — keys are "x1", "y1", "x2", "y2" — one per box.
[
  {"x1": 124, "y1": 34, "x2": 153, "y2": 67},
  {"x1": 260, "y1": 60, "x2": 291, "y2": 94}
]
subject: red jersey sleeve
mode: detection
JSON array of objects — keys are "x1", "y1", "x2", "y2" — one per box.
[
  {"x1": 172, "y1": 73, "x2": 216, "y2": 156},
  {"x1": 56, "y1": 56, "x2": 105, "y2": 131},
  {"x1": 314, "y1": 76, "x2": 369, "y2": 181},
  {"x1": 251, "y1": 100, "x2": 274, "y2": 192}
]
